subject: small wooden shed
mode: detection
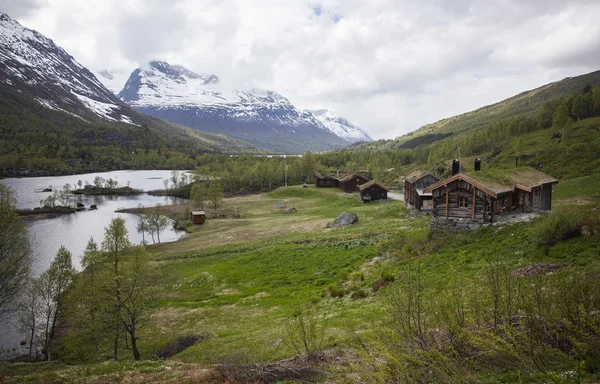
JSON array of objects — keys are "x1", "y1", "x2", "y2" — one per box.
[
  {"x1": 190, "y1": 210, "x2": 206, "y2": 225},
  {"x1": 359, "y1": 181, "x2": 389, "y2": 202},
  {"x1": 339, "y1": 173, "x2": 371, "y2": 192},
  {"x1": 404, "y1": 171, "x2": 440, "y2": 210}
]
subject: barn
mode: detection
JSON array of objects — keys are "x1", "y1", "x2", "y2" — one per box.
[
  {"x1": 359, "y1": 181, "x2": 389, "y2": 202},
  {"x1": 314, "y1": 171, "x2": 340, "y2": 188},
  {"x1": 404, "y1": 171, "x2": 440, "y2": 211},
  {"x1": 424, "y1": 166, "x2": 558, "y2": 223},
  {"x1": 339, "y1": 173, "x2": 371, "y2": 192},
  {"x1": 190, "y1": 210, "x2": 206, "y2": 225}
]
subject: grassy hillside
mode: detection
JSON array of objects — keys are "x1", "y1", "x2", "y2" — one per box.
[
  {"x1": 350, "y1": 69, "x2": 600, "y2": 151},
  {"x1": 2, "y1": 176, "x2": 599, "y2": 382},
  {"x1": 0, "y1": 84, "x2": 257, "y2": 176}
]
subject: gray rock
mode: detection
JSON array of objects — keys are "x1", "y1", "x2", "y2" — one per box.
[{"x1": 331, "y1": 212, "x2": 358, "y2": 227}]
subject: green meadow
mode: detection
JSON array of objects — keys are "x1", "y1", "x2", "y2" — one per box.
[{"x1": 2, "y1": 171, "x2": 599, "y2": 383}]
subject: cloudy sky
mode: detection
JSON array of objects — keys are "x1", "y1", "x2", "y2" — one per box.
[{"x1": 2, "y1": 0, "x2": 600, "y2": 139}]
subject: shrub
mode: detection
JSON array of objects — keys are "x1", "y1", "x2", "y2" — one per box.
[
  {"x1": 528, "y1": 211, "x2": 582, "y2": 246},
  {"x1": 281, "y1": 304, "x2": 328, "y2": 357},
  {"x1": 349, "y1": 270, "x2": 364, "y2": 282},
  {"x1": 380, "y1": 270, "x2": 395, "y2": 282},
  {"x1": 327, "y1": 285, "x2": 345, "y2": 298},
  {"x1": 351, "y1": 289, "x2": 368, "y2": 299}
]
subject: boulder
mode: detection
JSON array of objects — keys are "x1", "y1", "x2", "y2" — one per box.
[
  {"x1": 283, "y1": 207, "x2": 297, "y2": 214},
  {"x1": 331, "y1": 212, "x2": 358, "y2": 227},
  {"x1": 76, "y1": 202, "x2": 85, "y2": 208},
  {"x1": 89, "y1": 204, "x2": 98, "y2": 210}
]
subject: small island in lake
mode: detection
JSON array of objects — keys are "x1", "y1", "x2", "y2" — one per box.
[{"x1": 73, "y1": 185, "x2": 143, "y2": 196}]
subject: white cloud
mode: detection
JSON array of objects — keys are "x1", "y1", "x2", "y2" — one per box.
[{"x1": 10, "y1": 0, "x2": 600, "y2": 139}]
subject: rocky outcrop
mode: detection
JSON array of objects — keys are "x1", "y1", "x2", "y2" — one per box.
[{"x1": 331, "y1": 212, "x2": 359, "y2": 227}]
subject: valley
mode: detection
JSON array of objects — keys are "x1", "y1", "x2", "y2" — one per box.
[{"x1": 1, "y1": 5, "x2": 600, "y2": 384}]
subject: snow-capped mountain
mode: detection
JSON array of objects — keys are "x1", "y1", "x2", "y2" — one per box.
[
  {"x1": 114, "y1": 61, "x2": 349, "y2": 152},
  {"x1": 0, "y1": 12, "x2": 137, "y2": 125},
  {"x1": 96, "y1": 69, "x2": 132, "y2": 95},
  {"x1": 310, "y1": 109, "x2": 372, "y2": 143}
]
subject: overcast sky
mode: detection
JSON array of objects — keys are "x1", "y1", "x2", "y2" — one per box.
[{"x1": 2, "y1": 0, "x2": 600, "y2": 139}]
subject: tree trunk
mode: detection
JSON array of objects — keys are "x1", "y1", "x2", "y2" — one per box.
[
  {"x1": 29, "y1": 318, "x2": 35, "y2": 357},
  {"x1": 44, "y1": 313, "x2": 50, "y2": 361},
  {"x1": 130, "y1": 331, "x2": 140, "y2": 360}
]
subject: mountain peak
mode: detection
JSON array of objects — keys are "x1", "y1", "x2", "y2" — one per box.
[{"x1": 309, "y1": 109, "x2": 372, "y2": 143}]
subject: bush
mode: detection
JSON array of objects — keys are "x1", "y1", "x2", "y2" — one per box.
[
  {"x1": 380, "y1": 270, "x2": 395, "y2": 282},
  {"x1": 327, "y1": 285, "x2": 345, "y2": 298},
  {"x1": 281, "y1": 304, "x2": 328, "y2": 357},
  {"x1": 351, "y1": 289, "x2": 368, "y2": 299},
  {"x1": 528, "y1": 211, "x2": 582, "y2": 246},
  {"x1": 349, "y1": 271, "x2": 364, "y2": 282}
]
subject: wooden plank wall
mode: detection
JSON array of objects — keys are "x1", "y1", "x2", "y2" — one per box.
[{"x1": 433, "y1": 189, "x2": 492, "y2": 221}]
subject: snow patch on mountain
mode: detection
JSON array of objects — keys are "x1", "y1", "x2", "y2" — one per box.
[
  {"x1": 0, "y1": 12, "x2": 137, "y2": 124},
  {"x1": 96, "y1": 69, "x2": 132, "y2": 95},
  {"x1": 310, "y1": 109, "x2": 372, "y2": 143}
]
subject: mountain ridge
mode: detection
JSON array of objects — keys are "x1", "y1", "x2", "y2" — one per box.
[{"x1": 104, "y1": 61, "x2": 370, "y2": 152}]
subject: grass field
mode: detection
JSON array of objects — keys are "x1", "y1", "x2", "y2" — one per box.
[{"x1": 2, "y1": 175, "x2": 599, "y2": 383}]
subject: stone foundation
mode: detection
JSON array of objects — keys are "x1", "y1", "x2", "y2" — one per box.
[{"x1": 430, "y1": 216, "x2": 487, "y2": 232}]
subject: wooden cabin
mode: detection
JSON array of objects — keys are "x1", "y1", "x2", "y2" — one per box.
[
  {"x1": 359, "y1": 181, "x2": 389, "y2": 202},
  {"x1": 190, "y1": 210, "x2": 206, "y2": 225},
  {"x1": 339, "y1": 173, "x2": 371, "y2": 192},
  {"x1": 424, "y1": 167, "x2": 558, "y2": 223},
  {"x1": 314, "y1": 171, "x2": 340, "y2": 188},
  {"x1": 404, "y1": 171, "x2": 440, "y2": 211}
]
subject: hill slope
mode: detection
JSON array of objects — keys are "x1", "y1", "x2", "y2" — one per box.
[{"x1": 350, "y1": 69, "x2": 600, "y2": 151}]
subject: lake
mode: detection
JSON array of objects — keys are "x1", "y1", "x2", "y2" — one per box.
[{"x1": 0, "y1": 170, "x2": 190, "y2": 358}]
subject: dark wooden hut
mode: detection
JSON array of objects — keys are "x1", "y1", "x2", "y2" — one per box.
[
  {"x1": 404, "y1": 171, "x2": 440, "y2": 211},
  {"x1": 359, "y1": 181, "x2": 389, "y2": 202},
  {"x1": 190, "y1": 210, "x2": 206, "y2": 225},
  {"x1": 339, "y1": 173, "x2": 371, "y2": 192},
  {"x1": 424, "y1": 167, "x2": 558, "y2": 223},
  {"x1": 314, "y1": 171, "x2": 340, "y2": 188}
]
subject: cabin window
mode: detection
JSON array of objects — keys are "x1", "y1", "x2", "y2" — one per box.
[{"x1": 458, "y1": 197, "x2": 468, "y2": 208}]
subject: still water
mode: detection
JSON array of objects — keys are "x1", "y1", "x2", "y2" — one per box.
[{"x1": 0, "y1": 170, "x2": 190, "y2": 358}]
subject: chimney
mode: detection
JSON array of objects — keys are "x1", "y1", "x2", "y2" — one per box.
[
  {"x1": 452, "y1": 159, "x2": 460, "y2": 176},
  {"x1": 474, "y1": 158, "x2": 481, "y2": 171}
]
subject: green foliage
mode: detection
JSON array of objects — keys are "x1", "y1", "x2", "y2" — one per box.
[
  {"x1": 281, "y1": 303, "x2": 328, "y2": 357},
  {"x1": 528, "y1": 212, "x2": 582, "y2": 246},
  {"x1": 0, "y1": 184, "x2": 32, "y2": 318},
  {"x1": 207, "y1": 179, "x2": 224, "y2": 213},
  {"x1": 189, "y1": 182, "x2": 208, "y2": 210},
  {"x1": 0, "y1": 84, "x2": 256, "y2": 176}
]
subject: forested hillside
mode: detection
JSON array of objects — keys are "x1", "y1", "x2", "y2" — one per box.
[
  {"x1": 0, "y1": 85, "x2": 257, "y2": 177},
  {"x1": 319, "y1": 79, "x2": 600, "y2": 182}
]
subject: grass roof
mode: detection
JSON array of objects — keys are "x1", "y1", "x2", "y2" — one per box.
[
  {"x1": 359, "y1": 180, "x2": 390, "y2": 191},
  {"x1": 424, "y1": 167, "x2": 558, "y2": 197},
  {"x1": 405, "y1": 170, "x2": 439, "y2": 184},
  {"x1": 339, "y1": 173, "x2": 368, "y2": 183}
]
